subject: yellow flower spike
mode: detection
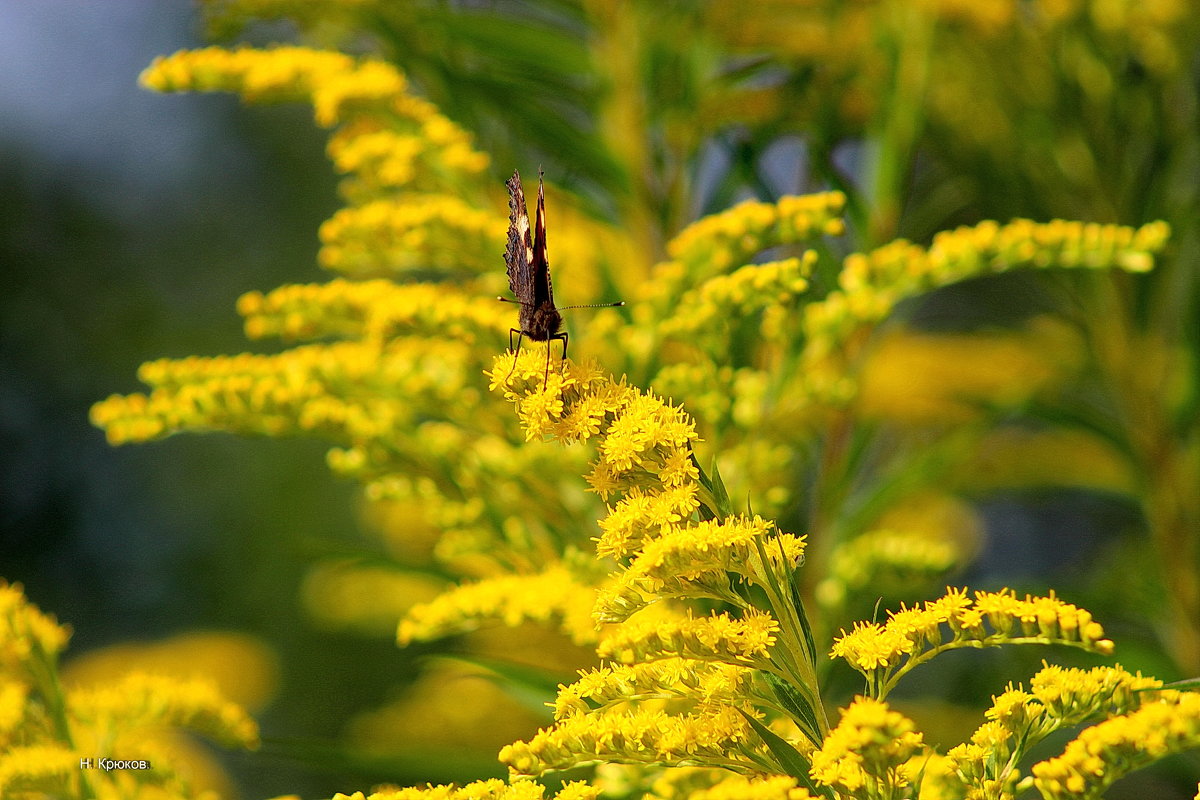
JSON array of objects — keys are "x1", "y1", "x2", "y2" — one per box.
[
  {"x1": 1031, "y1": 691, "x2": 1200, "y2": 800},
  {"x1": 69, "y1": 672, "x2": 260, "y2": 750},
  {"x1": 810, "y1": 697, "x2": 924, "y2": 796},
  {"x1": 645, "y1": 192, "x2": 846, "y2": 320},
  {"x1": 555, "y1": 659, "x2": 754, "y2": 721},
  {"x1": 658, "y1": 253, "x2": 817, "y2": 341},
  {"x1": 501, "y1": 704, "x2": 759, "y2": 776},
  {"x1": 318, "y1": 197, "x2": 504, "y2": 277},
  {"x1": 142, "y1": 46, "x2": 419, "y2": 128},
  {"x1": 800, "y1": 218, "x2": 1170, "y2": 411},
  {"x1": 831, "y1": 588, "x2": 1115, "y2": 698},
  {"x1": 597, "y1": 609, "x2": 779, "y2": 668},
  {"x1": 142, "y1": 47, "x2": 358, "y2": 114},
  {"x1": 595, "y1": 516, "x2": 805, "y2": 620},
  {"x1": 239, "y1": 280, "x2": 511, "y2": 344},
  {"x1": 398, "y1": 566, "x2": 601, "y2": 647},
  {"x1": 947, "y1": 664, "x2": 1167, "y2": 796},
  {"x1": 0, "y1": 744, "x2": 78, "y2": 797},
  {"x1": 0, "y1": 580, "x2": 71, "y2": 677}
]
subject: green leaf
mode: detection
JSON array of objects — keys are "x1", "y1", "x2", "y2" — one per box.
[
  {"x1": 765, "y1": 672, "x2": 822, "y2": 746},
  {"x1": 785, "y1": 559, "x2": 818, "y2": 666},
  {"x1": 1148, "y1": 677, "x2": 1200, "y2": 691},
  {"x1": 691, "y1": 449, "x2": 720, "y2": 521},
  {"x1": 709, "y1": 456, "x2": 733, "y2": 518},
  {"x1": 737, "y1": 709, "x2": 831, "y2": 798}
]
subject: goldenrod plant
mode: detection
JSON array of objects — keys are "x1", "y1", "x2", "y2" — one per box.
[
  {"x1": 59, "y1": 0, "x2": 1200, "y2": 798},
  {"x1": 0, "y1": 582, "x2": 259, "y2": 799}
]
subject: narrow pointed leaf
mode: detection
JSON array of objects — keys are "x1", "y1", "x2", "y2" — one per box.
[
  {"x1": 709, "y1": 456, "x2": 733, "y2": 518},
  {"x1": 737, "y1": 709, "x2": 831, "y2": 798},
  {"x1": 765, "y1": 672, "x2": 822, "y2": 746}
]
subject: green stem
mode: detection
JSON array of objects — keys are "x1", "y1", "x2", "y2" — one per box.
[
  {"x1": 863, "y1": 1, "x2": 933, "y2": 246},
  {"x1": 28, "y1": 635, "x2": 97, "y2": 800}
]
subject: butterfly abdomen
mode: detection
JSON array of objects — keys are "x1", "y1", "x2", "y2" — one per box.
[{"x1": 521, "y1": 301, "x2": 563, "y2": 342}]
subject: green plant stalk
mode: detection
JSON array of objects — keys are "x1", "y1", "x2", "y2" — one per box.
[
  {"x1": 1087, "y1": 274, "x2": 1200, "y2": 671},
  {"x1": 863, "y1": 1, "x2": 933, "y2": 247},
  {"x1": 28, "y1": 634, "x2": 96, "y2": 800}
]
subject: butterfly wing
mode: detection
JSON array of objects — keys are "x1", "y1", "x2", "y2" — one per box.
[
  {"x1": 505, "y1": 171, "x2": 535, "y2": 307},
  {"x1": 532, "y1": 172, "x2": 554, "y2": 308}
]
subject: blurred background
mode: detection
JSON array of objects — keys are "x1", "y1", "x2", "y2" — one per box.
[{"x1": 2, "y1": 1, "x2": 1198, "y2": 798}]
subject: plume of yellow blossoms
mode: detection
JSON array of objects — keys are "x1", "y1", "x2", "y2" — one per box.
[
  {"x1": 471, "y1": 354, "x2": 1200, "y2": 800},
  {"x1": 84, "y1": 34, "x2": 1200, "y2": 800},
  {"x1": 0, "y1": 581, "x2": 258, "y2": 800},
  {"x1": 948, "y1": 663, "x2": 1165, "y2": 798},
  {"x1": 91, "y1": 45, "x2": 617, "y2": 602},
  {"x1": 488, "y1": 354, "x2": 825, "y2": 776},
  {"x1": 630, "y1": 189, "x2": 1169, "y2": 531},
  {"x1": 330, "y1": 778, "x2": 599, "y2": 800},
  {"x1": 830, "y1": 587, "x2": 1114, "y2": 699},
  {"x1": 1031, "y1": 689, "x2": 1200, "y2": 799},
  {"x1": 809, "y1": 697, "x2": 924, "y2": 798}
]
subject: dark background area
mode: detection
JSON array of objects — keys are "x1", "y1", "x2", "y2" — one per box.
[{"x1": 0, "y1": 2, "x2": 411, "y2": 795}]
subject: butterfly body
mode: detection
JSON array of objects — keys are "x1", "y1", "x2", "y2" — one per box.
[
  {"x1": 505, "y1": 170, "x2": 567, "y2": 376},
  {"x1": 501, "y1": 170, "x2": 622, "y2": 385}
]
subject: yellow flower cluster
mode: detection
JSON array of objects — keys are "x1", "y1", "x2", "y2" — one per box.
[
  {"x1": 597, "y1": 609, "x2": 780, "y2": 669},
  {"x1": 141, "y1": 46, "x2": 369, "y2": 118},
  {"x1": 0, "y1": 582, "x2": 258, "y2": 800},
  {"x1": 664, "y1": 193, "x2": 846, "y2": 276},
  {"x1": 71, "y1": 673, "x2": 258, "y2": 749},
  {"x1": 331, "y1": 778, "x2": 599, "y2": 800},
  {"x1": 809, "y1": 697, "x2": 924, "y2": 797},
  {"x1": 500, "y1": 704, "x2": 758, "y2": 776},
  {"x1": 830, "y1": 588, "x2": 1113, "y2": 697},
  {"x1": 238, "y1": 278, "x2": 511, "y2": 343},
  {"x1": 0, "y1": 745, "x2": 80, "y2": 800},
  {"x1": 948, "y1": 664, "x2": 1163, "y2": 796},
  {"x1": 140, "y1": 45, "x2": 453, "y2": 135},
  {"x1": 553, "y1": 659, "x2": 755, "y2": 719},
  {"x1": 669, "y1": 774, "x2": 816, "y2": 800},
  {"x1": 91, "y1": 340, "x2": 431, "y2": 444},
  {"x1": 492, "y1": 356, "x2": 828, "y2": 751},
  {"x1": 1031, "y1": 690, "x2": 1200, "y2": 799},
  {"x1": 318, "y1": 196, "x2": 504, "y2": 277},
  {"x1": 328, "y1": 112, "x2": 489, "y2": 194},
  {"x1": 657, "y1": 253, "x2": 816, "y2": 343},
  {"x1": 398, "y1": 566, "x2": 601, "y2": 647},
  {"x1": 595, "y1": 516, "x2": 806, "y2": 622},
  {"x1": 638, "y1": 194, "x2": 845, "y2": 370},
  {"x1": 801, "y1": 218, "x2": 1170, "y2": 407},
  {"x1": 491, "y1": 351, "x2": 700, "y2": 506},
  {"x1": 489, "y1": 357, "x2": 835, "y2": 767},
  {"x1": 0, "y1": 580, "x2": 69, "y2": 672}
]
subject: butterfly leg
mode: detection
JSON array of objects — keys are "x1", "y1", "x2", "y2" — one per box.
[
  {"x1": 504, "y1": 328, "x2": 524, "y2": 381},
  {"x1": 556, "y1": 331, "x2": 568, "y2": 370},
  {"x1": 543, "y1": 331, "x2": 568, "y2": 387}
]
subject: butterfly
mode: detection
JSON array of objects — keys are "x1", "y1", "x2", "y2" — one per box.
[{"x1": 500, "y1": 169, "x2": 623, "y2": 385}]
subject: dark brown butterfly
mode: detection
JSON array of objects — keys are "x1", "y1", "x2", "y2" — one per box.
[{"x1": 500, "y1": 169, "x2": 623, "y2": 385}]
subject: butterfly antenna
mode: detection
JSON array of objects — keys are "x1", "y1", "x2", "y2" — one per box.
[{"x1": 558, "y1": 301, "x2": 626, "y2": 310}]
